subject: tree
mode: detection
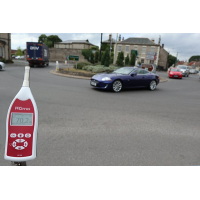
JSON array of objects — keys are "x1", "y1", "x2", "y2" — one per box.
[
  {"x1": 47, "y1": 35, "x2": 62, "y2": 48},
  {"x1": 129, "y1": 52, "x2": 136, "y2": 66},
  {"x1": 16, "y1": 46, "x2": 23, "y2": 56},
  {"x1": 125, "y1": 54, "x2": 130, "y2": 65},
  {"x1": 95, "y1": 51, "x2": 99, "y2": 63},
  {"x1": 38, "y1": 34, "x2": 47, "y2": 43},
  {"x1": 168, "y1": 54, "x2": 176, "y2": 67},
  {"x1": 38, "y1": 34, "x2": 62, "y2": 48},
  {"x1": 116, "y1": 51, "x2": 124, "y2": 67},
  {"x1": 104, "y1": 48, "x2": 110, "y2": 67},
  {"x1": 101, "y1": 52, "x2": 106, "y2": 65},
  {"x1": 91, "y1": 46, "x2": 99, "y2": 50},
  {"x1": 189, "y1": 55, "x2": 200, "y2": 63}
]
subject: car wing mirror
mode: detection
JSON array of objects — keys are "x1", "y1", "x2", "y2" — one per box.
[{"x1": 131, "y1": 72, "x2": 137, "y2": 76}]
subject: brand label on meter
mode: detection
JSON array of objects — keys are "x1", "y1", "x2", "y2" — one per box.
[{"x1": 7, "y1": 99, "x2": 35, "y2": 157}]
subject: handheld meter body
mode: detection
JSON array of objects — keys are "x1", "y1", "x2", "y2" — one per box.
[{"x1": 4, "y1": 67, "x2": 38, "y2": 162}]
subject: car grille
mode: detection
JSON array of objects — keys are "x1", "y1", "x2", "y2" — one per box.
[{"x1": 91, "y1": 79, "x2": 99, "y2": 83}]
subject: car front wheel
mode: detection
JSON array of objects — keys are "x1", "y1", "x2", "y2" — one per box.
[
  {"x1": 149, "y1": 80, "x2": 157, "y2": 91},
  {"x1": 112, "y1": 80, "x2": 122, "y2": 92}
]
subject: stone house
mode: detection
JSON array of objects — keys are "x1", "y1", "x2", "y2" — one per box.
[
  {"x1": 113, "y1": 35, "x2": 169, "y2": 70},
  {"x1": 0, "y1": 33, "x2": 11, "y2": 60},
  {"x1": 54, "y1": 40, "x2": 97, "y2": 49}
]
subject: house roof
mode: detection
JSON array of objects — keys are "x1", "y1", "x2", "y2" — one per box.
[
  {"x1": 188, "y1": 61, "x2": 196, "y2": 66},
  {"x1": 57, "y1": 40, "x2": 96, "y2": 46},
  {"x1": 118, "y1": 37, "x2": 159, "y2": 46}
]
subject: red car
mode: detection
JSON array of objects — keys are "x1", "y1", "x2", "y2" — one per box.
[{"x1": 168, "y1": 68, "x2": 183, "y2": 79}]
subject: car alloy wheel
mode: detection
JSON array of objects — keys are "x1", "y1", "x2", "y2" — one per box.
[
  {"x1": 149, "y1": 80, "x2": 157, "y2": 91},
  {"x1": 112, "y1": 80, "x2": 122, "y2": 92}
]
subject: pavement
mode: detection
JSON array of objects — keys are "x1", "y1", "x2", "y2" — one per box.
[{"x1": 50, "y1": 70, "x2": 168, "y2": 82}]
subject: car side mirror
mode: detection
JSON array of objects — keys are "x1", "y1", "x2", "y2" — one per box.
[{"x1": 131, "y1": 72, "x2": 137, "y2": 76}]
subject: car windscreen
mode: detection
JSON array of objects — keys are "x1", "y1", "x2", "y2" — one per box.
[
  {"x1": 114, "y1": 67, "x2": 135, "y2": 75},
  {"x1": 171, "y1": 69, "x2": 180, "y2": 72},
  {"x1": 178, "y1": 66, "x2": 186, "y2": 69}
]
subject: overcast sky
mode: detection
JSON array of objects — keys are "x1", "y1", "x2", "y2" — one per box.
[{"x1": 11, "y1": 33, "x2": 200, "y2": 61}]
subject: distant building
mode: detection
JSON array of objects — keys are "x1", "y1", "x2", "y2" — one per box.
[
  {"x1": 101, "y1": 34, "x2": 116, "y2": 51},
  {"x1": 54, "y1": 40, "x2": 97, "y2": 49},
  {"x1": 113, "y1": 35, "x2": 169, "y2": 70},
  {"x1": 0, "y1": 33, "x2": 11, "y2": 60}
]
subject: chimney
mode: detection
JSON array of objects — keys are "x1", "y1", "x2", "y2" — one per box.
[
  {"x1": 119, "y1": 34, "x2": 121, "y2": 41},
  {"x1": 109, "y1": 34, "x2": 112, "y2": 41},
  {"x1": 158, "y1": 35, "x2": 161, "y2": 45},
  {"x1": 122, "y1": 37, "x2": 124, "y2": 41},
  {"x1": 162, "y1": 44, "x2": 164, "y2": 48},
  {"x1": 151, "y1": 38, "x2": 155, "y2": 43}
]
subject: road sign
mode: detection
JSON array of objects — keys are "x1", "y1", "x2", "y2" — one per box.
[{"x1": 67, "y1": 55, "x2": 79, "y2": 61}]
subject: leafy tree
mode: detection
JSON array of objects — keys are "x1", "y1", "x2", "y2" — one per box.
[
  {"x1": 125, "y1": 54, "x2": 130, "y2": 65},
  {"x1": 38, "y1": 34, "x2": 47, "y2": 43},
  {"x1": 82, "y1": 49, "x2": 93, "y2": 62},
  {"x1": 91, "y1": 53, "x2": 94, "y2": 64},
  {"x1": 116, "y1": 51, "x2": 124, "y2": 67},
  {"x1": 129, "y1": 52, "x2": 136, "y2": 66},
  {"x1": 189, "y1": 55, "x2": 200, "y2": 62},
  {"x1": 104, "y1": 48, "x2": 110, "y2": 67},
  {"x1": 168, "y1": 54, "x2": 176, "y2": 67},
  {"x1": 110, "y1": 52, "x2": 114, "y2": 64},
  {"x1": 101, "y1": 52, "x2": 106, "y2": 65},
  {"x1": 90, "y1": 46, "x2": 99, "y2": 50},
  {"x1": 16, "y1": 46, "x2": 23, "y2": 56},
  {"x1": 95, "y1": 51, "x2": 99, "y2": 63},
  {"x1": 47, "y1": 35, "x2": 62, "y2": 48}
]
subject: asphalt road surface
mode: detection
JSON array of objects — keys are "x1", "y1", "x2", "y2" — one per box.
[{"x1": 0, "y1": 60, "x2": 200, "y2": 166}]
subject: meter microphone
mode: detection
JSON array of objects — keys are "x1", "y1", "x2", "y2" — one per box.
[{"x1": 4, "y1": 66, "x2": 38, "y2": 165}]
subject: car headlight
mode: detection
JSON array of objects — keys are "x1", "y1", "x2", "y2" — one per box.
[
  {"x1": 182, "y1": 71, "x2": 185, "y2": 73},
  {"x1": 102, "y1": 77, "x2": 112, "y2": 81}
]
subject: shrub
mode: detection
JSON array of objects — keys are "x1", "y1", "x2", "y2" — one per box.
[
  {"x1": 129, "y1": 52, "x2": 136, "y2": 66},
  {"x1": 125, "y1": 54, "x2": 130, "y2": 65},
  {"x1": 82, "y1": 65, "x2": 119, "y2": 73},
  {"x1": 104, "y1": 48, "x2": 110, "y2": 67},
  {"x1": 73, "y1": 62, "x2": 91, "y2": 69},
  {"x1": 116, "y1": 51, "x2": 124, "y2": 67},
  {"x1": 101, "y1": 52, "x2": 105, "y2": 65}
]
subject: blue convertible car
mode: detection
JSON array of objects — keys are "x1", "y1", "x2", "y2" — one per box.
[{"x1": 90, "y1": 67, "x2": 160, "y2": 92}]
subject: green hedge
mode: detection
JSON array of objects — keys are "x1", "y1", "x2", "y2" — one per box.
[
  {"x1": 0, "y1": 58, "x2": 14, "y2": 63},
  {"x1": 73, "y1": 62, "x2": 91, "y2": 69},
  {"x1": 82, "y1": 65, "x2": 119, "y2": 73}
]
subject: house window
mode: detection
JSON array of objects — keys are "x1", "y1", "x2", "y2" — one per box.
[
  {"x1": 142, "y1": 47, "x2": 146, "y2": 54},
  {"x1": 150, "y1": 60, "x2": 154, "y2": 64},
  {"x1": 126, "y1": 46, "x2": 129, "y2": 53},
  {"x1": 141, "y1": 59, "x2": 144, "y2": 64},
  {"x1": 118, "y1": 46, "x2": 121, "y2": 52}
]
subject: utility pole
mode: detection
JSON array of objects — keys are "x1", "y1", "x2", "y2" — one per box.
[
  {"x1": 113, "y1": 33, "x2": 118, "y2": 64},
  {"x1": 99, "y1": 33, "x2": 103, "y2": 62}
]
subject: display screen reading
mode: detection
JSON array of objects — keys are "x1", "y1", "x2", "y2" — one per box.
[{"x1": 11, "y1": 113, "x2": 33, "y2": 126}]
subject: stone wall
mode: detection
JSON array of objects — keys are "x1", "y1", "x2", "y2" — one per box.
[
  {"x1": 49, "y1": 48, "x2": 88, "y2": 63},
  {"x1": 158, "y1": 47, "x2": 168, "y2": 70}
]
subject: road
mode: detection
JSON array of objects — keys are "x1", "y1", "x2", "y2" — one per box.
[{"x1": 0, "y1": 60, "x2": 200, "y2": 166}]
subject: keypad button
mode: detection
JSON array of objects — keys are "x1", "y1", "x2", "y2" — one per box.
[
  {"x1": 25, "y1": 133, "x2": 31, "y2": 138},
  {"x1": 18, "y1": 133, "x2": 24, "y2": 138},
  {"x1": 10, "y1": 133, "x2": 16, "y2": 138}
]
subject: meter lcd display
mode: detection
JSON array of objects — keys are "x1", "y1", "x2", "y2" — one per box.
[{"x1": 11, "y1": 113, "x2": 33, "y2": 126}]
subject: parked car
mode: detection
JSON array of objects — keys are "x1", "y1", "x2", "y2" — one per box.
[
  {"x1": 0, "y1": 61, "x2": 5, "y2": 70},
  {"x1": 90, "y1": 67, "x2": 160, "y2": 92},
  {"x1": 15, "y1": 56, "x2": 24, "y2": 59},
  {"x1": 168, "y1": 68, "x2": 182, "y2": 79},
  {"x1": 177, "y1": 65, "x2": 190, "y2": 77},
  {"x1": 189, "y1": 68, "x2": 196, "y2": 74}
]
